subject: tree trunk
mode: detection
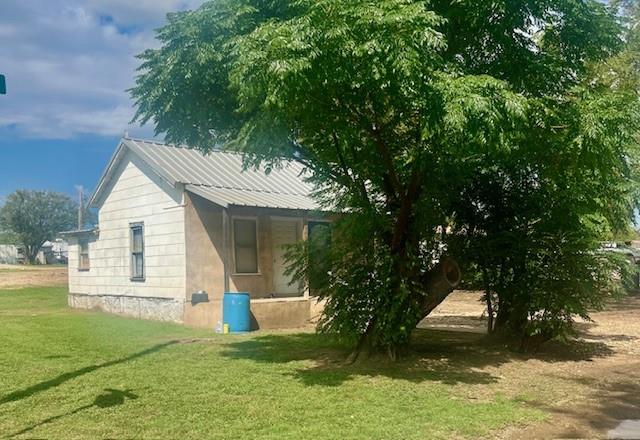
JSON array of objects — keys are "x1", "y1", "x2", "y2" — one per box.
[
  {"x1": 481, "y1": 268, "x2": 494, "y2": 333},
  {"x1": 346, "y1": 257, "x2": 461, "y2": 363},
  {"x1": 493, "y1": 296, "x2": 510, "y2": 331},
  {"x1": 485, "y1": 292, "x2": 494, "y2": 334},
  {"x1": 346, "y1": 317, "x2": 377, "y2": 364},
  {"x1": 25, "y1": 245, "x2": 39, "y2": 265},
  {"x1": 420, "y1": 257, "x2": 462, "y2": 317}
]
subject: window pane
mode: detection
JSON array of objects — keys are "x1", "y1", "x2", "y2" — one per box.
[
  {"x1": 234, "y1": 219, "x2": 256, "y2": 246},
  {"x1": 133, "y1": 253, "x2": 144, "y2": 278},
  {"x1": 234, "y1": 219, "x2": 258, "y2": 273},
  {"x1": 132, "y1": 227, "x2": 143, "y2": 252},
  {"x1": 236, "y1": 246, "x2": 258, "y2": 273}
]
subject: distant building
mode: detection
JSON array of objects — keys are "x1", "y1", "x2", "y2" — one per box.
[
  {"x1": 0, "y1": 244, "x2": 19, "y2": 264},
  {"x1": 0, "y1": 239, "x2": 68, "y2": 265}
]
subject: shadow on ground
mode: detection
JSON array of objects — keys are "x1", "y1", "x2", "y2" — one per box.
[
  {"x1": 9, "y1": 388, "x2": 139, "y2": 438},
  {"x1": 0, "y1": 341, "x2": 176, "y2": 406},
  {"x1": 220, "y1": 327, "x2": 615, "y2": 388}
]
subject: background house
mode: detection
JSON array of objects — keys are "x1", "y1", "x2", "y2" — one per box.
[
  {"x1": 0, "y1": 239, "x2": 68, "y2": 265},
  {"x1": 64, "y1": 138, "x2": 328, "y2": 329}
]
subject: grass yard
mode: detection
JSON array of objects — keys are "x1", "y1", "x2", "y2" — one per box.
[{"x1": 0, "y1": 287, "x2": 544, "y2": 439}]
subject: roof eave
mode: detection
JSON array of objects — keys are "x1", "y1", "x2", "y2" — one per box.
[
  {"x1": 59, "y1": 227, "x2": 99, "y2": 238},
  {"x1": 87, "y1": 140, "x2": 128, "y2": 208}
]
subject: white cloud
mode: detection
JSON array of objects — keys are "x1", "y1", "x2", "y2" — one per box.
[
  {"x1": 0, "y1": 0, "x2": 206, "y2": 139},
  {"x1": 83, "y1": 0, "x2": 205, "y2": 27}
]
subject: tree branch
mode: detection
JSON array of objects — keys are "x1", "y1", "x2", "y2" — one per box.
[
  {"x1": 332, "y1": 131, "x2": 372, "y2": 208},
  {"x1": 370, "y1": 125, "x2": 403, "y2": 200}
]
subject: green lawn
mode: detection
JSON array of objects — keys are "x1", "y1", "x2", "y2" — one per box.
[{"x1": 0, "y1": 287, "x2": 542, "y2": 439}]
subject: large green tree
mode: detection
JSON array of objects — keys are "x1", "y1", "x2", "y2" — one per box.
[
  {"x1": 445, "y1": 1, "x2": 640, "y2": 348},
  {"x1": 131, "y1": 0, "x2": 639, "y2": 356},
  {"x1": 0, "y1": 190, "x2": 78, "y2": 264}
]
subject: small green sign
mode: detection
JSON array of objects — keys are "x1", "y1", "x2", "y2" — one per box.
[{"x1": 0, "y1": 75, "x2": 5, "y2": 94}]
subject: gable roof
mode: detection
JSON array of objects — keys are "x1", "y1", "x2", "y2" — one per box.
[{"x1": 89, "y1": 138, "x2": 320, "y2": 211}]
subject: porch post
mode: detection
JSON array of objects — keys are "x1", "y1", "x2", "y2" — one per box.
[
  {"x1": 302, "y1": 216, "x2": 310, "y2": 299},
  {"x1": 222, "y1": 208, "x2": 230, "y2": 292}
]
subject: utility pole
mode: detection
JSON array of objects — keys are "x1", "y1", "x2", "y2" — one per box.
[{"x1": 77, "y1": 186, "x2": 84, "y2": 230}]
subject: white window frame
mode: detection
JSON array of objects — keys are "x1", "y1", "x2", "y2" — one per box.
[
  {"x1": 231, "y1": 215, "x2": 260, "y2": 275},
  {"x1": 130, "y1": 222, "x2": 145, "y2": 282}
]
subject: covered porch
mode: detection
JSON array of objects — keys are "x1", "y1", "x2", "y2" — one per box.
[{"x1": 182, "y1": 188, "x2": 328, "y2": 329}]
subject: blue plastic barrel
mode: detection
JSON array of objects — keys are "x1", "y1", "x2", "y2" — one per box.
[{"x1": 223, "y1": 292, "x2": 251, "y2": 333}]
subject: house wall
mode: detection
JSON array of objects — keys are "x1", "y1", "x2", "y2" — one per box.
[
  {"x1": 184, "y1": 192, "x2": 225, "y2": 299},
  {"x1": 68, "y1": 151, "x2": 187, "y2": 322}
]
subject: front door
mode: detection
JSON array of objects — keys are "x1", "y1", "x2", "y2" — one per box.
[{"x1": 271, "y1": 219, "x2": 299, "y2": 295}]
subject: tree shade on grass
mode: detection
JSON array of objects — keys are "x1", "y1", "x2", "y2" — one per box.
[{"x1": 0, "y1": 287, "x2": 542, "y2": 439}]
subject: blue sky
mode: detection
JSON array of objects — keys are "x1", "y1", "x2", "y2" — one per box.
[{"x1": 0, "y1": 0, "x2": 206, "y2": 203}]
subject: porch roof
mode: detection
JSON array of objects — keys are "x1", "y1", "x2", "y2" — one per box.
[{"x1": 186, "y1": 184, "x2": 319, "y2": 210}]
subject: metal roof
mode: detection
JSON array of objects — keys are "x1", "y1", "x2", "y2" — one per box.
[
  {"x1": 186, "y1": 185, "x2": 319, "y2": 211},
  {"x1": 90, "y1": 138, "x2": 321, "y2": 211}
]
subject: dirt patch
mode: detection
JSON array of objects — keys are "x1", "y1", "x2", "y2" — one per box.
[
  {"x1": 0, "y1": 264, "x2": 68, "y2": 289},
  {"x1": 422, "y1": 291, "x2": 640, "y2": 439}
]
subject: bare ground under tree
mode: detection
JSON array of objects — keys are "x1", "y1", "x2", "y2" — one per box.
[{"x1": 423, "y1": 291, "x2": 640, "y2": 439}]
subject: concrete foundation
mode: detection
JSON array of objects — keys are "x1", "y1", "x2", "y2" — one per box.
[
  {"x1": 69, "y1": 293, "x2": 324, "y2": 330},
  {"x1": 68, "y1": 293, "x2": 184, "y2": 323}
]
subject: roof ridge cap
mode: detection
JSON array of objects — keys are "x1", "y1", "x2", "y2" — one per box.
[{"x1": 123, "y1": 137, "x2": 304, "y2": 161}]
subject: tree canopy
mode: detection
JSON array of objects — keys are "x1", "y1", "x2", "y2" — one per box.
[
  {"x1": 0, "y1": 190, "x2": 79, "y2": 264},
  {"x1": 131, "y1": 0, "x2": 640, "y2": 356}
]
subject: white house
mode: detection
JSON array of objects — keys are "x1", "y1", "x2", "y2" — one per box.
[{"x1": 63, "y1": 137, "x2": 329, "y2": 329}]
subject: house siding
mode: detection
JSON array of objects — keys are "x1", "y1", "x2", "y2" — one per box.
[{"x1": 68, "y1": 151, "x2": 187, "y2": 321}]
